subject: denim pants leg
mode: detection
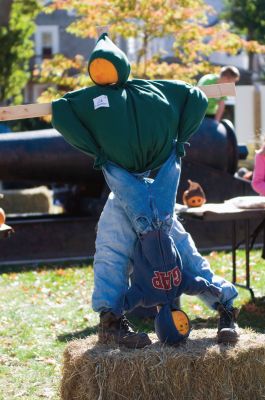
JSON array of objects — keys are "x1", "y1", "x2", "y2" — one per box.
[
  {"x1": 170, "y1": 219, "x2": 238, "y2": 309},
  {"x1": 102, "y1": 150, "x2": 181, "y2": 234},
  {"x1": 92, "y1": 192, "x2": 238, "y2": 313},
  {"x1": 92, "y1": 192, "x2": 136, "y2": 314}
]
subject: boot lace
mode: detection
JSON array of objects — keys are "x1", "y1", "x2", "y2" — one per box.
[
  {"x1": 119, "y1": 315, "x2": 136, "y2": 333},
  {"x1": 219, "y1": 308, "x2": 233, "y2": 329}
]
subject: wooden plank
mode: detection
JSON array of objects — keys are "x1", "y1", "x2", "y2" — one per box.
[
  {"x1": 198, "y1": 82, "x2": 236, "y2": 98},
  {"x1": 0, "y1": 103, "x2": 51, "y2": 121},
  {"x1": 0, "y1": 83, "x2": 236, "y2": 121}
]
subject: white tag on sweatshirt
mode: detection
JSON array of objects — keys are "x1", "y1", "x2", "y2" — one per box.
[{"x1": 93, "y1": 95, "x2": 109, "y2": 110}]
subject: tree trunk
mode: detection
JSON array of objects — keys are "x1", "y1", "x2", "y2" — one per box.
[
  {"x1": 248, "y1": 52, "x2": 255, "y2": 74},
  {"x1": 0, "y1": 0, "x2": 13, "y2": 26}
]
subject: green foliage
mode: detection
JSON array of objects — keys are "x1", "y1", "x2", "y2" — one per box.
[
  {"x1": 0, "y1": 0, "x2": 41, "y2": 105},
  {"x1": 34, "y1": 54, "x2": 92, "y2": 105},
  {"x1": 222, "y1": 0, "x2": 265, "y2": 43}
]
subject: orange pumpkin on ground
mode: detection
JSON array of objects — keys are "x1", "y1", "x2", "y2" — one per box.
[{"x1": 0, "y1": 207, "x2": 6, "y2": 226}]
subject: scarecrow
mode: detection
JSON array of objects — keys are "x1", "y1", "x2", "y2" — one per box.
[{"x1": 52, "y1": 32, "x2": 240, "y2": 347}]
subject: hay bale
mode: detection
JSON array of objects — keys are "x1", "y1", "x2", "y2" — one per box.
[
  {"x1": 61, "y1": 329, "x2": 265, "y2": 400},
  {"x1": 0, "y1": 186, "x2": 53, "y2": 214}
]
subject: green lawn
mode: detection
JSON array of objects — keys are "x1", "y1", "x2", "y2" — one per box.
[{"x1": 0, "y1": 251, "x2": 265, "y2": 399}]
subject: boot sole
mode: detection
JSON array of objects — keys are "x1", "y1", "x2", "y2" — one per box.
[{"x1": 217, "y1": 329, "x2": 239, "y2": 344}]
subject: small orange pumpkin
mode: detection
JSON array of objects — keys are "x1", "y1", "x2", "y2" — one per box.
[
  {"x1": 154, "y1": 304, "x2": 191, "y2": 345},
  {"x1": 0, "y1": 207, "x2": 6, "y2": 226},
  {"x1": 182, "y1": 180, "x2": 206, "y2": 208},
  {"x1": 172, "y1": 310, "x2": 190, "y2": 335}
]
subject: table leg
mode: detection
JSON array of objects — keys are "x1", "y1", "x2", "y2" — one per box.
[
  {"x1": 232, "y1": 220, "x2": 237, "y2": 284},
  {"x1": 245, "y1": 219, "x2": 250, "y2": 287},
  {"x1": 245, "y1": 219, "x2": 255, "y2": 301},
  {"x1": 232, "y1": 219, "x2": 255, "y2": 301}
]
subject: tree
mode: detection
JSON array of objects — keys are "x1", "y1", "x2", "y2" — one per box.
[
  {"x1": 0, "y1": 0, "x2": 41, "y2": 105},
  {"x1": 37, "y1": 0, "x2": 265, "y2": 103},
  {"x1": 222, "y1": 0, "x2": 265, "y2": 72}
]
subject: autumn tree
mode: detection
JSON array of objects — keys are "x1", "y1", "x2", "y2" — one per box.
[
  {"x1": 0, "y1": 0, "x2": 41, "y2": 105},
  {"x1": 37, "y1": 0, "x2": 265, "y2": 103},
  {"x1": 222, "y1": 0, "x2": 265, "y2": 72}
]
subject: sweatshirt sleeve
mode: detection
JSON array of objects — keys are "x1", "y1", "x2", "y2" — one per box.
[
  {"x1": 52, "y1": 96, "x2": 105, "y2": 169},
  {"x1": 252, "y1": 153, "x2": 265, "y2": 195},
  {"x1": 177, "y1": 86, "x2": 208, "y2": 156},
  {"x1": 179, "y1": 270, "x2": 221, "y2": 297}
]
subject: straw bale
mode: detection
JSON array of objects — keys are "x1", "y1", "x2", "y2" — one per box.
[
  {"x1": 0, "y1": 186, "x2": 53, "y2": 213},
  {"x1": 61, "y1": 328, "x2": 265, "y2": 400}
]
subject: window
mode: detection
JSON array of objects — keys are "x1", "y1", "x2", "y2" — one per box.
[
  {"x1": 67, "y1": 9, "x2": 76, "y2": 17},
  {"x1": 35, "y1": 26, "x2": 59, "y2": 61}
]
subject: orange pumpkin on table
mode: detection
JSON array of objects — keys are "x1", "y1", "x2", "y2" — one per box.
[{"x1": 182, "y1": 180, "x2": 206, "y2": 208}]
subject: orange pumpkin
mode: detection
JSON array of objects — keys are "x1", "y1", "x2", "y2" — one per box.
[
  {"x1": 172, "y1": 310, "x2": 190, "y2": 335},
  {"x1": 89, "y1": 58, "x2": 118, "y2": 85},
  {"x1": 155, "y1": 304, "x2": 191, "y2": 344},
  {"x1": 183, "y1": 180, "x2": 206, "y2": 208},
  {"x1": 0, "y1": 207, "x2": 6, "y2": 226}
]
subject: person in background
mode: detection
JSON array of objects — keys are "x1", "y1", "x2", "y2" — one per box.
[
  {"x1": 198, "y1": 66, "x2": 240, "y2": 122},
  {"x1": 252, "y1": 144, "x2": 265, "y2": 195}
]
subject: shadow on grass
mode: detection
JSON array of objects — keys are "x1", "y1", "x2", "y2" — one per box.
[
  {"x1": 57, "y1": 325, "x2": 98, "y2": 342},
  {"x1": 0, "y1": 261, "x2": 93, "y2": 275},
  {"x1": 238, "y1": 296, "x2": 265, "y2": 332}
]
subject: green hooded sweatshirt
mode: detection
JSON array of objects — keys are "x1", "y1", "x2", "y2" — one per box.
[{"x1": 52, "y1": 33, "x2": 208, "y2": 172}]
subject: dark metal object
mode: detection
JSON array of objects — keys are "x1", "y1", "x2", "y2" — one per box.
[
  {"x1": 237, "y1": 144, "x2": 249, "y2": 160},
  {"x1": 0, "y1": 214, "x2": 97, "y2": 268},
  {"x1": 0, "y1": 129, "x2": 102, "y2": 184},
  {"x1": 186, "y1": 118, "x2": 243, "y2": 174},
  {"x1": 0, "y1": 119, "x2": 245, "y2": 184}
]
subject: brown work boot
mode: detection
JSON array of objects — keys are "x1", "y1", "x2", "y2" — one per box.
[
  {"x1": 217, "y1": 304, "x2": 240, "y2": 344},
  {"x1": 98, "y1": 311, "x2": 151, "y2": 349}
]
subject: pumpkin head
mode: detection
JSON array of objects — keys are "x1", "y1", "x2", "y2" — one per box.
[
  {"x1": 171, "y1": 310, "x2": 190, "y2": 335},
  {"x1": 154, "y1": 303, "x2": 191, "y2": 345},
  {"x1": 89, "y1": 58, "x2": 119, "y2": 85},
  {"x1": 88, "y1": 33, "x2": 131, "y2": 86}
]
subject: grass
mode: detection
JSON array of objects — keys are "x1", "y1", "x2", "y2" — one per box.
[{"x1": 0, "y1": 250, "x2": 265, "y2": 400}]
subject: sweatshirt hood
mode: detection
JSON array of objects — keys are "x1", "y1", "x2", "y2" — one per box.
[{"x1": 88, "y1": 33, "x2": 131, "y2": 86}]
